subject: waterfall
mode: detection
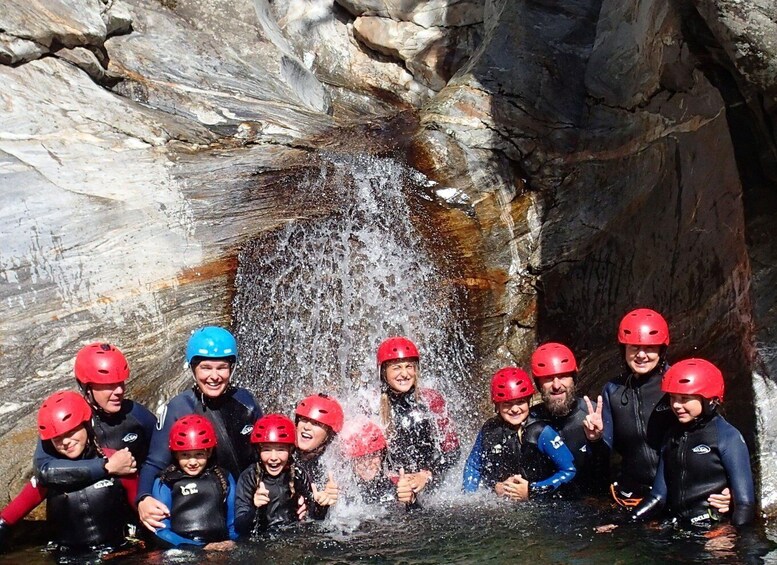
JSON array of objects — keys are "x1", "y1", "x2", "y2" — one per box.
[{"x1": 232, "y1": 154, "x2": 476, "y2": 433}]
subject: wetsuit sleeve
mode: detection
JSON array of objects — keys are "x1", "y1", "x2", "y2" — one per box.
[
  {"x1": 0, "y1": 479, "x2": 47, "y2": 525},
  {"x1": 530, "y1": 426, "x2": 576, "y2": 496},
  {"x1": 632, "y1": 453, "x2": 667, "y2": 521},
  {"x1": 462, "y1": 427, "x2": 485, "y2": 493},
  {"x1": 226, "y1": 474, "x2": 238, "y2": 541},
  {"x1": 601, "y1": 383, "x2": 615, "y2": 451},
  {"x1": 234, "y1": 468, "x2": 259, "y2": 536},
  {"x1": 151, "y1": 478, "x2": 203, "y2": 547},
  {"x1": 717, "y1": 420, "x2": 756, "y2": 527},
  {"x1": 34, "y1": 438, "x2": 107, "y2": 487},
  {"x1": 138, "y1": 398, "x2": 188, "y2": 502}
]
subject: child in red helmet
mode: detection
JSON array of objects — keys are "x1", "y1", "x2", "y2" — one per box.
[
  {"x1": 5, "y1": 392, "x2": 139, "y2": 560},
  {"x1": 341, "y1": 418, "x2": 417, "y2": 507},
  {"x1": 377, "y1": 336, "x2": 460, "y2": 497},
  {"x1": 463, "y1": 368, "x2": 576, "y2": 499},
  {"x1": 150, "y1": 415, "x2": 237, "y2": 549},
  {"x1": 235, "y1": 414, "x2": 311, "y2": 536},
  {"x1": 632, "y1": 359, "x2": 755, "y2": 527},
  {"x1": 294, "y1": 393, "x2": 343, "y2": 518}
]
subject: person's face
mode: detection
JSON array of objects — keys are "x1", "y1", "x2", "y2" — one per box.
[
  {"x1": 497, "y1": 398, "x2": 530, "y2": 427},
  {"x1": 670, "y1": 393, "x2": 704, "y2": 423},
  {"x1": 383, "y1": 360, "x2": 417, "y2": 394},
  {"x1": 51, "y1": 424, "x2": 89, "y2": 459},
  {"x1": 193, "y1": 359, "x2": 232, "y2": 398},
  {"x1": 259, "y1": 443, "x2": 292, "y2": 476},
  {"x1": 353, "y1": 453, "x2": 383, "y2": 482},
  {"x1": 89, "y1": 381, "x2": 126, "y2": 414},
  {"x1": 296, "y1": 416, "x2": 330, "y2": 453},
  {"x1": 537, "y1": 373, "x2": 576, "y2": 416},
  {"x1": 175, "y1": 448, "x2": 211, "y2": 476},
  {"x1": 625, "y1": 344, "x2": 662, "y2": 376}
]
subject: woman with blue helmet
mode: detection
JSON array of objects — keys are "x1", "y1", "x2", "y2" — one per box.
[{"x1": 136, "y1": 326, "x2": 263, "y2": 533}]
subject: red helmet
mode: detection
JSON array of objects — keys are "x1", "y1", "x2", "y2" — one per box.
[
  {"x1": 377, "y1": 337, "x2": 419, "y2": 366},
  {"x1": 169, "y1": 415, "x2": 218, "y2": 451},
  {"x1": 531, "y1": 342, "x2": 578, "y2": 377},
  {"x1": 74, "y1": 343, "x2": 130, "y2": 385},
  {"x1": 295, "y1": 394, "x2": 344, "y2": 433},
  {"x1": 490, "y1": 367, "x2": 535, "y2": 403},
  {"x1": 341, "y1": 418, "x2": 387, "y2": 459},
  {"x1": 251, "y1": 414, "x2": 296, "y2": 445},
  {"x1": 38, "y1": 391, "x2": 92, "y2": 440},
  {"x1": 662, "y1": 358, "x2": 724, "y2": 401},
  {"x1": 618, "y1": 308, "x2": 670, "y2": 346}
]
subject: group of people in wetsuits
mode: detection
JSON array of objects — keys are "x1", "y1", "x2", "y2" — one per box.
[{"x1": 0, "y1": 308, "x2": 757, "y2": 561}]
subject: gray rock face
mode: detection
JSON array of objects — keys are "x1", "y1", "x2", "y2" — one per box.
[{"x1": 2, "y1": 0, "x2": 777, "y2": 518}]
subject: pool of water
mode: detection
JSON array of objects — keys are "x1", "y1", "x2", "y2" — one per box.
[{"x1": 3, "y1": 495, "x2": 776, "y2": 564}]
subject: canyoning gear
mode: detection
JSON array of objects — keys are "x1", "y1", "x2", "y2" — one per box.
[
  {"x1": 377, "y1": 336, "x2": 419, "y2": 365},
  {"x1": 462, "y1": 415, "x2": 576, "y2": 495},
  {"x1": 186, "y1": 326, "x2": 238, "y2": 364},
  {"x1": 74, "y1": 343, "x2": 130, "y2": 385},
  {"x1": 633, "y1": 414, "x2": 755, "y2": 527},
  {"x1": 169, "y1": 415, "x2": 218, "y2": 452},
  {"x1": 38, "y1": 391, "x2": 92, "y2": 441},
  {"x1": 617, "y1": 308, "x2": 670, "y2": 346},
  {"x1": 235, "y1": 464, "x2": 314, "y2": 535},
  {"x1": 601, "y1": 364, "x2": 675, "y2": 490},
  {"x1": 295, "y1": 394, "x2": 344, "y2": 433},
  {"x1": 662, "y1": 358, "x2": 725, "y2": 401},
  {"x1": 531, "y1": 343, "x2": 578, "y2": 378},
  {"x1": 342, "y1": 419, "x2": 387, "y2": 459},
  {"x1": 490, "y1": 367, "x2": 534, "y2": 404},
  {"x1": 531, "y1": 398, "x2": 610, "y2": 496},
  {"x1": 384, "y1": 387, "x2": 460, "y2": 482},
  {"x1": 137, "y1": 386, "x2": 261, "y2": 502},
  {"x1": 251, "y1": 414, "x2": 296, "y2": 445},
  {"x1": 152, "y1": 465, "x2": 237, "y2": 547}
]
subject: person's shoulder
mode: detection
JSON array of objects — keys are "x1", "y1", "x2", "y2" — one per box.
[
  {"x1": 125, "y1": 399, "x2": 156, "y2": 421},
  {"x1": 230, "y1": 387, "x2": 260, "y2": 408},
  {"x1": 713, "y1": 415, "x2": 746, "y2": 442}
]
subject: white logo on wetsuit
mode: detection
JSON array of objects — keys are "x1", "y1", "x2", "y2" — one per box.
[
  {"x1": 491, "y1": 443, "x2": 504, "y2": 455},
  {"x1": 180, "y1": 483, "x2": 199, "y2": 495},
  {"x1": 241, "y1": 425, "x2": 253, "y2": 435},
  {"x1": 579, "y1": 445, "x2": 587, "y2": 453},
  {"x1": 156, "y1": 406, "x2": 168, "y2": 431},
  {"x1": 93, "y1": 479, "x2": 114, "y2": 489},
  {"x1": 655, "y1": 404, "x2": 670, "y2": 412},
  {"x1": 692, "y1": 444, "x2": 711, "y2": 454},
  {"x1": 122, "y1": 433, "x2": 138, "y2": 443},
  {"x1": 550, "y1": 435, "x2": 563, "y2": 449}
]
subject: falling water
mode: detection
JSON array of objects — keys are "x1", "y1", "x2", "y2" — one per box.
[{"x1": 232, "y1": 153, "x2": 477, "y2": 429}]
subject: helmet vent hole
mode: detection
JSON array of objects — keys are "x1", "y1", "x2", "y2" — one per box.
[{"x1": 98, "y1": 369, "x2": 109, "y2": 374}]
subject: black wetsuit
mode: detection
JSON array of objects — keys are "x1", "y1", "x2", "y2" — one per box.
[
  {"x1": 601, "y1": 364, "x2": 675, "y2": 494},
  {"x1": 532, "y1": 398, "x2": 610, "y2": 496},
  {"x1": 35, "y1": 399, "x2": 156, "y2": 485},
  {"x1": 634, "y1": 413, "x2": 756, "y2": 527},
  {"x1": 234, "y1": 464, "x2": 313, "y2": 535},
  {"x1": 385, "y1": 387, "x2": 460, "y2": 486},
  {"x1": 295, "y1": 451, "x2": 329, "y2": 520},
  {"x1": 138, "y1": 386, "x2": 261, "y2": 501},
  {"x1": 462, "y1": 415, "x2": 576, "y2": 496},
  {"x1": 44, "y1": 444, "x2": 132, "y2": 551}
]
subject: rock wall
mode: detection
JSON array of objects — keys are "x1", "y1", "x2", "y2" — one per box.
[{"x1": 2, "y1": 0, "x2": 777, "y2": 515}]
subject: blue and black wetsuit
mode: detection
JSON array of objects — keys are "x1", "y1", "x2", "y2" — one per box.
[
  {"x1": 138, "y1": 386, "x2": 262, "y2": 502},
  {"x1": 462, "y1": 415, "x2": 576, "y2": 496},
  {"x1": 35, "y1": 399, "x2": 156, "y2": 486},
  {"x1": 151, "y1": 464, "x2": 237, "y2": 547},
  {"x1": 532, "y1": 398, "x2": 610, "y2": 496},
  {"x1": 601, "y1": 364, "x2": 675, "y2": 495},
  {"x1": 234, "y1": 464, "x2": 313, "y2": 535},
  {"x1": 633, "y1": 413, "x2": 755, "y2": 527}
]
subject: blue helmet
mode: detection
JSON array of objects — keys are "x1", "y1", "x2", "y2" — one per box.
[{"x1": 186, "y1": 326, "x2": 238, "y2": 364}]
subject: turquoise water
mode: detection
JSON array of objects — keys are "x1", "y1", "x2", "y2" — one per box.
[{"x1": 3, "y1": 498, "x2": 775, "y2": 564}]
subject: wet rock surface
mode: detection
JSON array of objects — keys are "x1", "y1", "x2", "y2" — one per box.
[{"x1": 1, "y1": 0, "x2": 777, "y2": 515}]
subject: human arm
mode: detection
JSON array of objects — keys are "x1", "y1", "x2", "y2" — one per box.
[
  {"x1": 600, "y1": 384, "x2": 615, "y2": 450},
  {"x1": 462, "y1": 429, "x2": 485, "y2": 493},
  {"x1": 234, "y1": 468, "x2": 259, "y2": 537},
  {"x1": 718, "y1": 422, "x2": 756, "y2": 527},
  {"x1": 0, "y1": 478, "x2": 47, "y2": 526},
  {"x1": 530, "y1": 426, "x2": 576, "y2": 497},
  {"x1": 583, "y1": 395, "x2": 604, "y2": 442},
  {"x1": 34, "y1": 438, "x2": 107, "y2": 487},
  {"x1": 225, "y1": 474, "x2": 238, "y2": 541},
  {"x1": 632, "y1": 452, "x2": 667, "y2": 521}
]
